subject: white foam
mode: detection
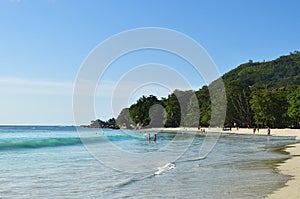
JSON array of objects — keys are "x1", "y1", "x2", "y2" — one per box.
[
  {"x1": 155, "y1": 162, "x2": 176, "y2": 175},
  {"x1": 188, "y1": 156, "x2": 205, "y2": 161}
]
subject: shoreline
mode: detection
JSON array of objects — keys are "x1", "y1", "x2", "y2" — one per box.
[
  {"x1": 264, "y1": 129, "x2": 300, "y2": 199},
  {"x1": 143, "y1": 127, "x2": 300, "y2": 198}
]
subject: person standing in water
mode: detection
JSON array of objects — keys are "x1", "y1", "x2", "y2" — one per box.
[
  {"x1": 253, "y1": 127, "x2": 256, "y2": 134},
  {"x1": 153, "y1": 134, "x2": 157, "y2": 142},
  {"x1": 148, "y1": 133, "x2": 151, "y2": 142},
  {"x1": 267, "y1": 127, "x2": 271, "y2": 135}
]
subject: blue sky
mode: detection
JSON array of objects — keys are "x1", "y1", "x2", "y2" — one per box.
[{"x1": 0, "y1": 0, "x2": 300, "y2": 125}]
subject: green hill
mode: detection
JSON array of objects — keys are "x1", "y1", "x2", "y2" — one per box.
[
  {"x1": 222, "y1": 51, "x2": 300, "y2": 89},
  {"x1": 210, "y1": 51, "x2": 300, "y2": 127}
]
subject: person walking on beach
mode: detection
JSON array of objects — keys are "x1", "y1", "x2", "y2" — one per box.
[{"x1": 267, "y1": 127, "x2": 271, "y2": 135}]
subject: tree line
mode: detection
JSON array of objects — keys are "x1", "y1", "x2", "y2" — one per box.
[{"x1": 115, "y1": 85, "x2": 300, "y2": 129}]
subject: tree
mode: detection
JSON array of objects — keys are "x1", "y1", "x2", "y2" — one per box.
[
  {"x1": 250, "y1": 88, "x2": 289, "y2": 127},
  {"x1": 163, "y1": 93, "x2": 181, "y2": 127},
  {"x1": 208, "y1": 78, "x2": 227, "y2": 127},
  {"x1": 129, "y1": 95, "x2": 159, "y2": 128},
  {"x1": 196, "y1": 86, "x2": 211, "y2": 126},
  {"x1": 288, "y1": 86, "x2": 300, "y2": 126},
  {"x1": 173, "y1": 89, "x2": 194, "y2": 125},
  {"x1": 224, "y1": 80, "x2": 253, "y2": 127},
  {"x1": 183, "y1": 94, "x2": 200, "y2": 127}
]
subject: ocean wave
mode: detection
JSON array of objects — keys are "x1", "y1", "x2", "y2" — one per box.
[
  {"x1": 0, "y1": 134, "x2": 144, "y2": 151},
  {"x1": 0, "y1": 137, "x2": 84, "y2": 150}
]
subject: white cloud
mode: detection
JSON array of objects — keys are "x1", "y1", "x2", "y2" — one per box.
[{"x1": 0, "y1": 77, "x2": 73, "y2": 95}]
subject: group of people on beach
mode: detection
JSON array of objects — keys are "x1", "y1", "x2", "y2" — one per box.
[{"x1": 253, "y1": 126, "x2": 271, "y2": 135}]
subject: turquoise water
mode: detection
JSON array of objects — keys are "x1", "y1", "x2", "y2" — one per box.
[{"x1": 0, "y1": 126, "x2": 298, "y2": 198}]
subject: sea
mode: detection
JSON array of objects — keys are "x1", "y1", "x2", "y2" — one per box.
[{"x1": 0, "y1": 126, "x2": 298, "y2": 199}]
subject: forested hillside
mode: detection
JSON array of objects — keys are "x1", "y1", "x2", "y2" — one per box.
[
  {"x1": 113, "y1": 51, "x2": 300, "y2": 129},
  {"x1": 222, "y1": 51, "x2": 300, "y2": 88},
  {"x1": 219, "y1": 51, "x2": 300, "y2": 128}
]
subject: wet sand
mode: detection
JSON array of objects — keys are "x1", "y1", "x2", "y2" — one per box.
[{"x1": 145, "y1": 127, "x2": 300, "y2": 198}]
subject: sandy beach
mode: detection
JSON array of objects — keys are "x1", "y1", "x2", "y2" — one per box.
[{"x1": 146, "y1": 127, "x2": 300, "y2": 198}]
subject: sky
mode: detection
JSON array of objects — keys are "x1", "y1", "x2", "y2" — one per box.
[{"x1": 0, "y1": 0, "x2": 300, "y2": 125}]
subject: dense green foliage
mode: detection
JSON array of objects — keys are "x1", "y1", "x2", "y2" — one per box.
[
  {"x1": 222, "y1": 51, "x2": 300, "y2": 89},
  {"x1": 115, "y1": 52, "x2": 300, "y2": 128},
  {"x1": 129, "y1": 95, "x2": 160, "y2": 128},
  {"x1": 288, "y1": 86, "x2": 300, "y2": 125},
  {"x1": 162, "y1": 92, "x2": 181, "y2": 127},
  {"x1": 250, "y1": 88, "x2": 289, "y2": 127},
  {"x1": 195, "y1": 86, "x2": 211, "y2": 126}
]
